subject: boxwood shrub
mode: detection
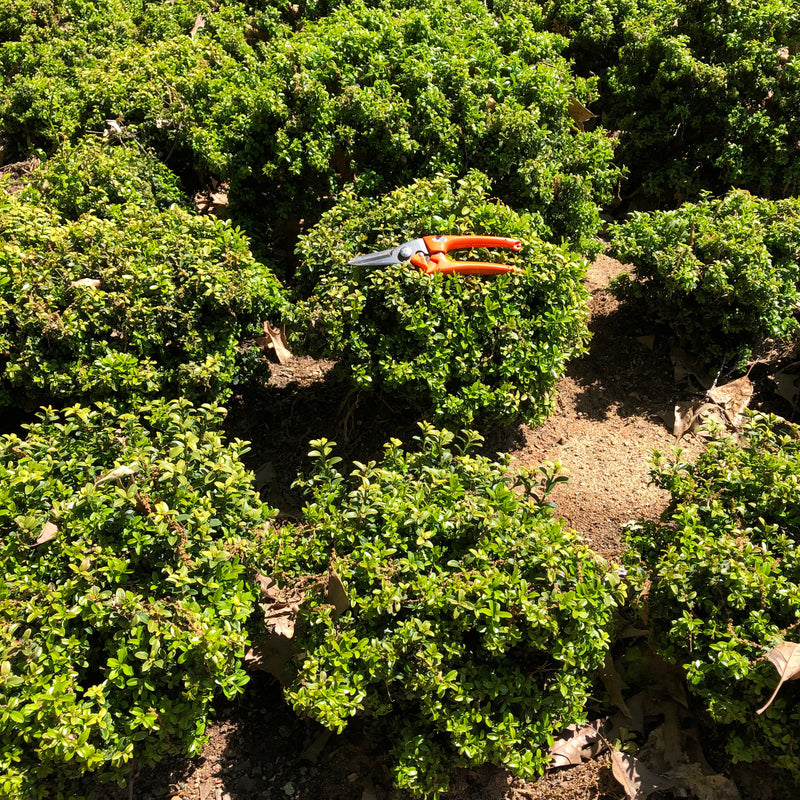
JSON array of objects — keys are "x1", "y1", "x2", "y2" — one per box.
[
  {"x1": 292, "y1": 171, "x2": 591, "y2": 429},
  {"x1": 609, "y1": 190, "x2": 800, "y2": 370},
  {"x1": 612, "y1": 0, "x2": 800, "y2": 201},
  {"x1": 0, "y1": 399, "x2": 274, "y2": 798},
  {"x1": 625, "y1": 413, "x2": 800, "y2": 779},
  {"x1": 0, "y1": 0, "x2": 618, "y2": 254},
  {"x1": 266, "y1": 425, "x2": 625, "y2": 797},
  {"x1": 0, "y1": 178, "x2": 286, "y2": 410},
  {"x1": 19, "y1": 137, "x2": 190, "y2": 220}
]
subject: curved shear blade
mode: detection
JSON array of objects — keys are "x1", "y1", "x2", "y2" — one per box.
[{"x1": 348, "y1": 238, "x2": 428, "y2": 267}]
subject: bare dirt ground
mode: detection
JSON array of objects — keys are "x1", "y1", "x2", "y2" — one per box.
[{"x1": 104, "y1": 255, "x2": 794, "y2": 800}]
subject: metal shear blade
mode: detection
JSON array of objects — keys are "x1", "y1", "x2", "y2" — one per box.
[{"x1": 348, "y1": 238, "x2": 428, "y2": 267}]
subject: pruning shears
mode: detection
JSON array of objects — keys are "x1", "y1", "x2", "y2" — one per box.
[{"x1": 348, "y1": 235, "x2": 523, "y2": 275}]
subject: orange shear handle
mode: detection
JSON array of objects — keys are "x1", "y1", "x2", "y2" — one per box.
[
  {"x1": 422, "y1": 235, "x2": 522, "y2": 254},
  {"x1": 410, "y1": 235, "x2": 523, "y2": 275}
]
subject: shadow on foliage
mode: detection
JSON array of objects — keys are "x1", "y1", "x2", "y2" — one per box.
[
  {"x1": 224, "y1": 361, "x2": 428, "y2": 517},
  {"x1": 108, "y1": 671, "x2": 518, "y2": 800},
  {"x1": 224, "y1": 358, "x2": 529, "y2": 518}
]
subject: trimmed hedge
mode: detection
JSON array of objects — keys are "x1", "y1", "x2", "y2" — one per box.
[
  {"x1": 610, "y1": 190, "x2": 800, "y2": 370},
  {"x1": 0, "y1": 167, "x2": 286, "y2": 409},
  {"x1": 267, "y1": 425, "x2": 625, "y2": 797},
  {"x1": 0, "y1": 399, "x2": 273, "y2": 797},
  {"x1": 625, "y1": 413, "x2": 800, "y2": 779},
  {"x1": 540, "y1": 0, "x2": 800, "y2": 202},
  {"x1": 292, "y1": 171, "x2": 591, "y2": 429},
  {"x1": 0, "y1": 0, "x2": 619, "y2": 252}
]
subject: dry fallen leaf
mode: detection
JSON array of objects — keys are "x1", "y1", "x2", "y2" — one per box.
[
  {"x1": 599, "y1": 652, "x2": 632, "y2": 718},
  {"x1": 567, "y1": 96, "x2": 597, "y2": 131},
  {"x1": 612, "y1": 690, "x2": 645, "y2": 735},
  {"x1": 300, "y1": 727, "x2": 334, "y2": 763},
  {"x1": 255, "y1": 321, "x2": 294, "y2": 365},
  {"x1": 326, "y1": 568, "x2": 350, "y2": 618},
  {"x1": 671, "y1": 375, "x2": 753, "y2": 439},
  {"x1": 33, "y1": 520, "x2": 58, "y2": 547},
  {"x1": 706, "y1": 376, "x2": 754, "y2": 425},
  {"x1": 757, "y1": 640, "x2": 800, "y2": 714},
  {"x1": 672, "y1": 400, "x2": 721, "y2": 439},
  {"x1": 248, "y1": 572, "x2": 308, "y2": 682},
  {"x1": 670, "y1": 346, "x2": 714, "y2": 389},
  {"x1": 548, "y1": 722, "x2": 604, "y2": 768},
  {"x1": 198, "y1": 778, "x2": 215, "y2": 800},
  {"x1": 189, "y1": 13, "x2": 205, "y2": 38},
  {"x1": 611, "y1": 750, "x2": 675, "y2": 800},
  {"x1": 95, "y1": 463, "x2": 138, "y2": 484},
  {"x1": 666, "y1": 763, "x2": 741, "y2": 800},
  {"x1": 69, "y1": 278, "x2": 101, "y2": 289},
  {"x1": 361, "y1": 777, "x2": 378, "y2": 800},
  {"x1": 255, "y1": 571, "x2": 283, "y2": 601},
  {"x1": 244, "y1": 636, "x2": 294, "y2": 685}
]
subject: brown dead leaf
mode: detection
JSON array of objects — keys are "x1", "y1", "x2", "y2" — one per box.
[
  {"x1": 361, "y1": 778, "x2": 378, "y2": 800},
  {"x1": 757, "y1": 640, "x2": 800, "y2": 714},
  {"x1": 672, "y1": 400, "x2": 723, "y2": 439},
  {"x1": 255, "y1": 321, "x2": 293, "y2": 365},
  {"x1": 33, "y1": 520, "x2": 58, "y2": 546},
  {"x1": 610, "y1": 750, "x2": 675, "y2": 800},
  {"x1": 548, "y1": 722, "x2": 604, "y2": 768},
  {"x1": 95, "y1": 463, "x2": 138, "y2": 485},
  {"x1": 706, "y1": 376, "x2": 754, "y2": 425},
  {"x1": 248, "y1": 572, "x2": 307, "y2": 681},
  {"x1": 670, "y1": 346, "x2": 714, "y2": 389},
  {"x1": 326, "y1": 568, "x2": 350, "y2": 618},
  {"x1": 599, "y1": 652, "x2": 631, "y2": 718},
  {"x1": 634, "y1": 335, "x2": 655, "y2": 350},
  {"x1": 255, "y1": 571, "x2": 282, "y2": 601},
  {"x1": 300, "y1": 727, "x2": 334, "y2": 762},
  {"x1": 266, "y1": 606, "x2": 296, "y2": 638},
  {"x1": 198, "y1": 778, "x2": 215, "y2": 800},
  {"x1": 637, "y1": 715, "x2": 682, "y2": 774},
  {"x1": 189, "y1": 13, "x2": 205, "y2": 38},
  {"x1": 244, "y1": 636, "x2": 294, "y2": 685},
  {"x1": 69, "y1": 278, "x2": 102, "y2": 289},
  {"x1": 567, "y1": 96, "x2": 597, "y2": 131},
  {"x1": 661, "y1": 705, "x2": 682, "y2": 769}
]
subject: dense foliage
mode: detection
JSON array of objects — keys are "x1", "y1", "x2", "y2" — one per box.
[
  {"x1": 0, "y1": 399, "x2": 273, "y2": 798},
  {"x1": 1, "y1": 0, "x2": 800, "y2": 793},
  {"x1": 609, "y1": 190, "x2": 800, "y2": 369},
  {"x1": 535, "y1": 0, "x2": 800, "y2": 202},
  {"x1": 266, "y1": 426, "x2": 625, "y2": 796},
  {"x1": 0, "y1": 150, "x2": 286, "y2": 410},
  {"x1": 293, "y1": 171, "x2": 591, "y2": 428},
  {"x1": 19, "y1": 136, "x2": 190, "y2": 220},
  {"x1": 0, "y1": 0, "x2": 619, "y2": 252},
  {"x1": 625, "y1": 413, "x2": 800, "y2": 777}
]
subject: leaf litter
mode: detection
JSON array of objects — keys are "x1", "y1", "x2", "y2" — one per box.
[{"x1": 756, "y1": 640, "x2": 800, "y2": 714}]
